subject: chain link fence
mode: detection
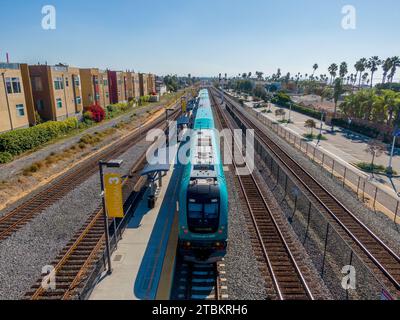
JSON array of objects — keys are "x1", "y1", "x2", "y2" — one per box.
[
  {"x1": 230, "y1": 106, "x2": 395, "y2": 300},
  {"x1": 246, "y1": 106, "x2": 400, "y2": 224}
]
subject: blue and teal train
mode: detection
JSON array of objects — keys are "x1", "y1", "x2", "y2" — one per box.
[{"x1": 178, "y1": 89, "x2": 228, "y2": 263}]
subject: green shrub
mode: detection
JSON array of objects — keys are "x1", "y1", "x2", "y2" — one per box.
[
  {"x1": 0, "y1": 152, "x2": 13, "y2": 164},
  {"x1": 0, "y1": 118, "x2": 78, "y2": 157},
  {"x1": 271, "y1": 92, "x2": 324, "y2": 121}
]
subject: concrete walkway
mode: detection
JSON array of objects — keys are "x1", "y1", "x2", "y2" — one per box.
[{"x1": 89, "y1": 150, "x2": 183, "y2": 300}]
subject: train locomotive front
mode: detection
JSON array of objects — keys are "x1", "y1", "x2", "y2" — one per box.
[{"x1": 178, "y1": 89, "x2": 228, "y2": 263}]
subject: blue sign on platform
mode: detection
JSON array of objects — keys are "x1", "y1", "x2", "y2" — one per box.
[{"x1": 395, "y1": 129, "x2": 400, "y2": 137}]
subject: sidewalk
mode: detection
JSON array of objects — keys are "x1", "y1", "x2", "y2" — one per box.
[{"x1": 89, "y1": 141, "x2": 184, "y2": 300}]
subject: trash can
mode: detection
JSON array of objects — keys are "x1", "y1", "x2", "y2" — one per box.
[{"x1": 148, "y1": 195, "x2": 155, "y2": 209}]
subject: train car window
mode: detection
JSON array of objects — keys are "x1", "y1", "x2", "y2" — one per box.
[
  {"x1": 188, "y1": 204, "x2": 202, "y2": 218},
  {"x1": 204, "y1": 204, "x2": 219, "y2": 218}
]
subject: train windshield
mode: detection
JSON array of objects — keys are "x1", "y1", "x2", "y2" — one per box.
[{"x1": 187, "y1": 199, "x2": 220, "y2": 233}]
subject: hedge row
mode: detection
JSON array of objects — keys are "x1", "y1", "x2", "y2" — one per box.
[
  {"x1": 0, "y1": 118, "x2": 78, "y2": 156},
  {"x1": 331, "y1": 118, "x2": 399, "y2": 146},
  {"x1": 271, "y1": 93, "x2": 324, "y2": 121}
]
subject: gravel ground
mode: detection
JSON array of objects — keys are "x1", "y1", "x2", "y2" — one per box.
[
  {"x1": 233, "y1": 101, "x2": 400, "y2": 253},
  {"x1": 230, "y1": 103, "x2": 400, "y2": 299},
  {"x1": 0, "y1": 139, "x2": 152, "y2": 300},
  {"x1": 224, "y1": 168, "x2": 269, "y2": 300},
  {"x1": 0, "y1": 103, "x2": 163, "y2": 182},
  {"x1": 217, "y1": 100, "x2": 331, "y2": 300}
]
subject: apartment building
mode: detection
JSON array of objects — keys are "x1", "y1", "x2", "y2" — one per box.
[
  {"x1": 107, "y1": 70, "x2": 128, "y2": 104},
  {"x1": 127, "y1": 72, "x2": 140, "y2": 100},
  {"x1": 117, "y1": 71, "x2": 128, "y2": 103},
  {"x1": 29, "y1": 64, "x2": 83, "y2": 121},
  {"x1": 139, "y1": 73, "x2": 148, "y2": 97},
  {"x1": 147, "y1": 74, "x2": 156, "y2": 95},
  {"x1": 0, "y1": 63, "x2": 35, "y2": 133},
  {"x1": 80, "y1": 68, "x2": 110, "y2": 109}
]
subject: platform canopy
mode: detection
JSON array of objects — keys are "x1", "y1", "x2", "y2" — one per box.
[
  {"x1": 140, "y1": 164, "x2": 170, "y2": 177},
  {"x1": 177, "y1": 116, "x2": 190, "y2": 126}
]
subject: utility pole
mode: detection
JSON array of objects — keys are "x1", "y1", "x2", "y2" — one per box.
[
  {"x1": 1, "y1": 71, "x2": 14, "y2": 130},
  {"x1": 388, "y1": 126, "x2": 399, "y2": 174},
  {"x1": 317, "y1": 110, "x2": 325, "y2": 145}
]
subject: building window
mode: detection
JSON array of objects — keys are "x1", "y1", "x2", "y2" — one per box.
[
  {"x1": 74, "y1": 76, "x2": 80, "y2": 87},
  {"x1": 56, "y1": 98, "x2": 63, "y2": 109},
  {"x1": 96, "y1": 93, "x2": 100, "y2": 101},
  {"x1": 54, "y1": 77, "x2": 64, "y2": 90},
  {"x1": 94, "y1": 77, "x2": 99, "y2": 85},
  {"x1": 76, "y1": 96, "x2": 81, "y2": 104},
  {"x1": 103, "y1": 79, "x2": 108, "y2": 86},
  {"x1": 65, "y1": 77, "x2": 69, "y2": 87},
  {"x1": 5, "y1": 78, "x2": 12, "y2": 93},
  {"x1": 31, "y1": 76, "x2": 43, "y2": 91},
  {"x1": 105, "y1": 92, "x2": 109, "y2": 98},
  {"x1": 5, "y1": 77, "x2": 21, "y2": 94},
  {"x1": 16, "y1": 104, "x2": 25, "y2": 116},
  {"x1": 36, "y1": 100, "x2": 44, "y2": 111}
]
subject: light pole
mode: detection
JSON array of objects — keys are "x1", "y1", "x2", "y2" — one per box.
[
  {"x1": 317, "y1": 110, "x2": 325, "y2": 145},
  {"x1": 99, "y1": 159, "x2": 124, "y2": 275},
  {"x1": 1, "y1": 70, "x2": 14, "y2": 131},
  {"x1": 288, "y1": 102, "x2": 293, "y2": 124},
  {"x1": 388, "y1": 127, "x2": 399, "y2": 174},
  {"x1": 165, "y1": 107, "x2": 174, "y2": 147}
]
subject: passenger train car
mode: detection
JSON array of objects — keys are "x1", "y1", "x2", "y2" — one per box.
[{"x1": 178, "y1": 89, "x2": 229, "y2": 263}]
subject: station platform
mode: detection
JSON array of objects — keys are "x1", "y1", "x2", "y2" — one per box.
[{"x1": 89, "y1": 152, "x2": 183, "y2": 300}]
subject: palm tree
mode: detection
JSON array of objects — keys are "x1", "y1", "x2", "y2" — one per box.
[
  {"x1": 365, "y1": 140, "x2": 385, "y2": 172},
  {"x1": 366, "y1": 56, "x2": 382, "y2": 88},
  {"x1": 328, "y1": 63, "x2": 338, "y2": 84},
  {"x1": 339, "y1": 62, "x2": 348, "y2": 82},
  {"x1": 305, "y1": 119, "x2": 317, "y2": 136},
  {"x1": 382, "y1": 58, "x2": 393, "y2": 84},
  {"x1": 333, "y1": 78, "x2": 343, "y2": 119},
  {"x1": 388, "y1": 56, "x2": 400, "y2": 83},
  {"x1": 354, "y1": 58, "x2": 367, "y2": 88},
  {"x1": 255, "y1": 71, "x2": 264, "y2": 80},
  {"x1": 362, "y1": 72, "x2": 369, "y2": 86},
  {"x1": 275, "y1": 108, "x2": 286, "y2": 121},
  {"x1": 312, "y1": 64, "x2": 319, "y2": 77}
]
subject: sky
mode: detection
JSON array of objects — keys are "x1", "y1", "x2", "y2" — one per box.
[{"x1": 0, "y1": 0, "x2": 399, "y2": 80}]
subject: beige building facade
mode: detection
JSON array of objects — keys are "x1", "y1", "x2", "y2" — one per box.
[
  {"x1": 29, "y1": 64, "x2": 83, "y2": 121},
  {"x1": 80, "y1": 68, "x2": 110, "y2": 109},
  {"x1": 0, "y1": 63, "x2": 35, "y2": 133}
]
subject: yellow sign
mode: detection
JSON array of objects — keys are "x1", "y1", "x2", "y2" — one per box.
[{"x1": 104, "y1": 173, "x2": 124, "y2": 218}]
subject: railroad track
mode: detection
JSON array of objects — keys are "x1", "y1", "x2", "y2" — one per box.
[
  {"x1": 210, "y1": 89, "x2": 314, "y2": 300},
  {"x1": 0, "y1": 107, "x2": 180, "y2": 242},
  {"x1": 172, "y1": 259, "x2": 227, "y2": 300},
  {"x1": 25, "y1": 150, "x2": 150, "y2": 300},
  {"x1": 212, "y1": 87, "x2": 400, "y2": 295}
]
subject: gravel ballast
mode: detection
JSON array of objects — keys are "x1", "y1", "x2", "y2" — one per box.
[
  {"x1": 225, "y1": 97, "x2": 400, "y2": 299},
  {"x1": 224, "y1": 168, "x2": 269, "y2": 300},
  {"x1": 0, "y1": 139, "x2": 152, "y2": 300}
]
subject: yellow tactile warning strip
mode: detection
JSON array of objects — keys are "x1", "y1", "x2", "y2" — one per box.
[{"x1": 155, "y1": 210, "x2": 179, "y2": 300}]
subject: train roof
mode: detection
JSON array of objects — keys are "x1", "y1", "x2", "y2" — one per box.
[
  {"x1": 193, "y1": 89, "x2": 215, "y2": 130},
  {"x1": 190, "y1": 129, "x2": 218, "y2": 180}
]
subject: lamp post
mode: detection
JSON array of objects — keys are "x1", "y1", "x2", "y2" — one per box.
[
  {"x1": 317, "y1": 110, "x2": 325, "y2": 145},
  {"x1": 1, "y1": 69, "x2": 14, "y2": 131},
  {"x1": 99, "y1": 159, "x2": 124, "y2": 275},
  {"x1": 288, "y1": 102, "x2": 293, "y2": 124},
  {"x1": 165, "y1": 107, "x2": 174, "y2": 147},
  {"x1": 388, "y1": 127, "x2": 399, "y2": 174}
]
